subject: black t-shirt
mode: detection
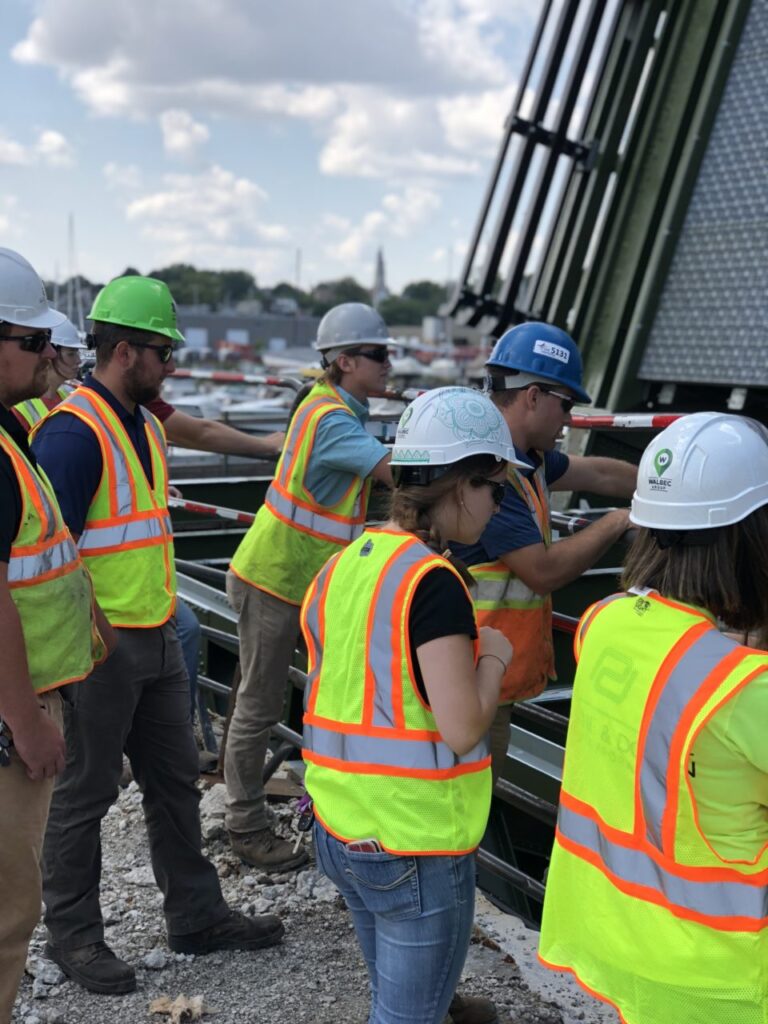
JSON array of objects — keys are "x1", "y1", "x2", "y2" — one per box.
[
  {"x1": 408, "y1": 566, "x2": 477, "y2": 703},
  {"x1": 0, "y1": 404, "x2": 35, "y2": 563}
]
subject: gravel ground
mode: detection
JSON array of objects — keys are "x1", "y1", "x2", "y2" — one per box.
[{"x1": 13, "y1": 780, "x2": 568, "y2": 1024}]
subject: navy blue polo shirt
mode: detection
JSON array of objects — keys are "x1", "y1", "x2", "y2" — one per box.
[
  {"x1": 452, "y1": 446, "x2": 569, "y2": 565},
  {"x1": 32, "y1": 375, "x2": 155, "y2": 537}
]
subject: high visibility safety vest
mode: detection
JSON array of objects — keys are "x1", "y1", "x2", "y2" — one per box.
[
  {"x1": 302, "y1": 529, "x2": 492, "y2": 855},
  {"x1": 471, "y1": 459, "x2": 554, "y2": 703},
  {"x1": 0, "y1": 424, "x2": 104, "y2": 692},
  {"x1": 13, "y1": 385, "x2": 73, "y2": 431},
  {"x1": 230, "y1": 381, "x2": 373, "y2": 605},
  {"x1": 34, "y1": 387, "x2": 176, "y2": 628},
  {"x1": 539, "y1": 590, "x2": 768, "y2": 1024}
]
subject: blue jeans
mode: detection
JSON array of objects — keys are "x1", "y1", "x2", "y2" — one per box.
[
  {"x1": 314, "y1": 822, "x2": 476, "y2": 1024},
  {"x1": 175, "y1": 597, "x2": 201, "y2": 718}
]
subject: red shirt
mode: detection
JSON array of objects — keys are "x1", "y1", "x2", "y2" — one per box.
[{"x1": 145, "y1": 396, "x2": 175, "y2": 423}]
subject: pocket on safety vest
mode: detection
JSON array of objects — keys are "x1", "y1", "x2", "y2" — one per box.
[{"x1": 344, "y1": 852, "x2": 421, "y2": 920}]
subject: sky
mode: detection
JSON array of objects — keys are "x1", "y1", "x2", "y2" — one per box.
[{"x1": 1, "y1": 0, "x2": 540, "y2": 294}]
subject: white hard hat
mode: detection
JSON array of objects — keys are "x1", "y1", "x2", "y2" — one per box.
[
  {"x1": 0, "y1": 248, "x2": 66, "y2": 330},
  {"x1": 52, "y1": 316, "x2": 86, "y2": 349},
  {"x1": 391, "y1": 387, "x2": 526, "y2": 469},
  {"x1": 314, "y1": 302, "x2": 393, "y2": 358},
  {"x1": 631, "y1": 412, "x2": 768, "y2": 530}
]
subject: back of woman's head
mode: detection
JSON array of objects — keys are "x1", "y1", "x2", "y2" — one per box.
[{"x1": 622, "y1": 504, "x2": 768, "y2": 632}]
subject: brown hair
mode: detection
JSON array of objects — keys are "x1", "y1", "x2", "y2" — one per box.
[
  {"x1": 621, "y1": 506, "x2": 768, "y2": 633},
  {"x1": 90, "y1": 322, "x2": 156, "y2": 367},
  {"x1": 389, "y1": 453, "x2": 503, "y2": 585}
]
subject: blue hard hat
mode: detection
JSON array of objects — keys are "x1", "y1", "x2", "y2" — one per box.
[{"x1": 485, "y1": 322, "x2": 592, "y2": 404}]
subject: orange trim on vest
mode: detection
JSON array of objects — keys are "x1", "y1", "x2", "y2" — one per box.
[
  {"x1": 314, "y1": 805, "x2": 482, "y2": 859},
  {"x1": 304, "y1": 748, "x2": 491, "y2": 781}
]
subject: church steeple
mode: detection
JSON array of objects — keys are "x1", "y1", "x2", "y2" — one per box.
[{"x1": 371, "y1": 247, "x2": 390, "y2": 309}]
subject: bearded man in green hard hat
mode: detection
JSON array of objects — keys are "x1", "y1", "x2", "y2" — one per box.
[{"x1": 31, "y1": 276, "x2": 285, "y2": 996}]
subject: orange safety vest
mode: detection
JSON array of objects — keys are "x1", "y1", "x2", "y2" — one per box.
[{"x1": 471, "y1": 459, "x2": 554, "y2": 702}]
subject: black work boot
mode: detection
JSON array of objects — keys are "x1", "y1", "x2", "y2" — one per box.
[
  {"x1": 44, "y1": 941, "x2": 136, "y2": 995},
  {"x1": 229, "y1": 827, "x2": 309, "y2": 872},
  {"x1": 168, "y1": 909, "x2": 284, "y2": 954},
  {"x1": 444, "y1": 991, "x2": 499, "y2": 1024}
]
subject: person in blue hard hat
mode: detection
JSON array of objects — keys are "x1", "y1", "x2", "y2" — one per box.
[{"x1": 451, "y1": 321, "x2": 638, "y2": 778}]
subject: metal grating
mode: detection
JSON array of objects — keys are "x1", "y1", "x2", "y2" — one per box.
[{"x1": 640, "y1": 1, "x2": 768, "y2": 386}]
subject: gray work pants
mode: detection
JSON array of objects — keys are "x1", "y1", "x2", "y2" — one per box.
[
  {"x1": 42, "y1": 621, "x2": 228, "y2": 949},
  {"x1": 224, "y1": 572, "x2": 300, "y2": 834}
]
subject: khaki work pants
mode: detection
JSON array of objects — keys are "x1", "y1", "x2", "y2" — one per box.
[
  {"x1": 224, "y1": 572, "x2": 301, "y2": 835},
  {"x1": 0, "y1": 691, "x2": 62, "y2": 1024}
]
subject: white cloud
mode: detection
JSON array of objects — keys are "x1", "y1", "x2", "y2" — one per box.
[
  {"x1": 126, "y1": 164, "x2": 289, "y2": 257},
  {"x1": 439, "y1": 87, "x2": 516, "y2": 155},
  {"x1": 103, "y1": 162, "x2": 143, "y2": 190},
  {"x1": 0, "y1": 129, "x2": 74, "y2": 167},
  {"x1": 0, "y1": 196, "x2": 22, "y2": 237},
  {"x1": 159, "y1": 109, "x2": 210, "y2": 158},
  {"x1": 325, "y1": 185, "x2": 441, "y2": 263},
  {"x1": 35, "y1": 129, "x2": 75, "y2": 166}
]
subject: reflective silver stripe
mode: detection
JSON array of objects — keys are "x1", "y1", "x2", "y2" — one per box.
[
  {"x1": 558, "y1": 802, "x2": 768, "y2": 922},
  {"x1": 640, "y1": 628, "x2": 739, "y2": 850},
  {"x1": 78, "y1": 512, "x2": 171, "y2": 552},
  {"x1": 62, "y1": 392, "x2": 135, "y2": 515},
  {"x1": 302, "y1": 555, "x2": 339, "y2": 709},
  {"x1": 142, "y1": 408, "x2": 167, "y2": 456},
  {"x1": 473, "y1": 574, "x2": 538, "y2": 605},
  {"x1": 17, "y1": 400, "x2": 45, "y2": 426},
  {"x1": 265, "y1": 486, "x2": 363, "y2": 543},
  {"x1": 8, "y1": 534, "x2": 79, "y2": 583},
  {"x1": 304, "y1": 721, "x2": 487, "y2": 771},
  {"x1": 277, "y1": 395, "x2": 341, "y2": 481}
]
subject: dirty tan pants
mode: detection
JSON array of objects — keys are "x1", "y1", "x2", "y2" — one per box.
[
  {"x1": 224, "y1": 572, "x2": 301, "y2": 835},
  {"x1": 0, "y1": 691, "x2": 62, "y2": 1024}
]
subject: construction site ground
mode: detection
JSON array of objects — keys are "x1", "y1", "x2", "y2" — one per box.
[{"x1": 14, "y1": 775, "x2": 615, "y2": 1024}]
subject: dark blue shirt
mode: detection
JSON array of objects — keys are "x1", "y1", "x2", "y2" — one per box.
[
  {"x1": 452, "y1": 446, "x2": 569, "y2": 566},
  {"x1": 32, "y1": 375, "x2": 155, "y2": 537}
]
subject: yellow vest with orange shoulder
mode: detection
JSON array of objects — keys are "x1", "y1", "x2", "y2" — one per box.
[
  {"x1": 32, "y1": 387, "x2": 176, "y2": 628},
  {"x1": 539, "y1": 590, "x2": 768, "y2": 1024},
  {"x1": 471, "y1": 459, "x2": 554, "y2": 703},
  {"x1": 230, "y1": 380, "x2": 372, "y2": 605},
  {"x1": 302, "y1": 529, "x2": 491, "y2": 855},
  {"x1": 0, "y1": 423, "x2": 104, "y2": 692},
  {"x1": 13, "y1": 385, "x2": 73, "y2": 432}
]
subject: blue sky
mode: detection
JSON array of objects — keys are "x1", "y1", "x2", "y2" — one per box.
[{"x1": 1, "y1": 1, "x2": 539, "y2": 293}]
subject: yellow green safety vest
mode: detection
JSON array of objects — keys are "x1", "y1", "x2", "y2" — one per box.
[
  {"x1": 13, "y1": 385, "x2": 73, "y2": 431},
  {"x1": 0, "y1": 424, "x2": 104, "y2": 692},
  {"x1": 301, "y1": 529, "x2": 492, "y2": 855},
  {"x1": 230, "y1": 380, "x2": 372, "y2": 605},
  {"x1": 34, "y1": 387, "x2": 176, "y2": 628},
  {"x1": 471, "y1": 459, "x2": 554, "y2": 702},
  {"x1": 539, "y1": 590, "x2": 768, "y2": 1024}
]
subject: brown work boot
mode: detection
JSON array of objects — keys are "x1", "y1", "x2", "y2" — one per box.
[
  {"x1": 444, "y1": 991, "x2": 499, "y2": 1024},
  {"x1": 168, "y1": 909, "x2": 284, "y2": 954},
  {"x1": 229, "y1": 826, "x2": 309, "y2": 872},
  {"x1": 44, "y1": 940, "x2": 136, "y2": 995}
]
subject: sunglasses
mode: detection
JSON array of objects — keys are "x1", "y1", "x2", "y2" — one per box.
[
  {"x1": 128, "y1": 340, "x2": 175, "y2": 364},
  {"x1": 346, "y1": 347, "x2": 390, "y2": 364},
  {"x1": 0, "y1": 329, "x2": 52, "y2": 353},
  {"x1": 535, "y1": 385, "x2": 575, "y2": 414},
  {"x1": 470, "y1": 477, "x2": 507, "y2": 506}
]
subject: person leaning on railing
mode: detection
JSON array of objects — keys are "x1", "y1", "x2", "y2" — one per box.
[
  {"x1": 302, "y1": 387, "x2": 522, "y2": 1024},
  {"x1": 451, "y1": 321, "x2": 637, "y2": 781},
  {"x1": 539, "y1": 412, "x2": 768, "y2": 1024}
]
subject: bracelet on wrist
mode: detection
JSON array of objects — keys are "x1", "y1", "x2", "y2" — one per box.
[{"x1": 478, "y1": 653, "x2": 508, "y2": 673}]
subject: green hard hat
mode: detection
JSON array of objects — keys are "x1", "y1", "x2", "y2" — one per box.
[{"x1": 88, "y1": 276, "x2": 185, "y2": 343}]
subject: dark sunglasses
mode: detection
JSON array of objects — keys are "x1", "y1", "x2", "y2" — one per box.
[
  {"x1": 128, "y1": 340, "x2": 175, "y2": 364},
  {"x1": 470, "y1": 477, "x2": 507, "y2": 506},
  {"x1": 346, "y1": 346, "x2": 390, "y2": 364},
  {"x1": 0, "y1": 329, "x2": 52, "y2": 353},
  {"x1": 534, "y1": 384, "x2": 575, "y2": 414}
]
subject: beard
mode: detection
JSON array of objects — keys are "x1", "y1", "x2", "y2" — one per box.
[{"x1": 124, "y1": 362, "x2": 161, "y2": 406}]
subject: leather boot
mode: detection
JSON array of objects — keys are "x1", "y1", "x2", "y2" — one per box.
[
  {"x1": 168, "y1": 909, "x2": 284, "y2": 954},
  {"x1": 44, "y1": 941, "x2": 136, "y2": 995},
  {"x1": 444, "y1": 991, "x2": 499, "y2": 1024},
  {"x1": 229, "y1": 827, "x2": 308, "y2": 872}
]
